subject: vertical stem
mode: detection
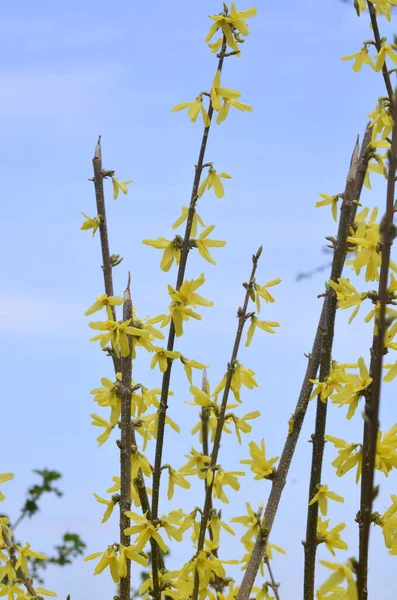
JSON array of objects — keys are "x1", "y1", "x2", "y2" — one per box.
[
  {"x1": 303, "y1": 135, "x2": 361, "y2": 600},
  {"x1": 235, "y1": 126, "x2": 372, "y2": 600},
  {"x1": 150, "y1": 39, "x2": 227, "y2": 599},
  {"x1": 119, "y1": 276, "x2": 133, "y2": 600},
  {"x1": 357, "y1": 92, "x2": 397, "y2": 600},
  {"x1": 191, "y1": 247, "x2": 262, "y2": 600}
]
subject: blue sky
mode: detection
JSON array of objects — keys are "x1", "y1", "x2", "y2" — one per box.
[{"x1": 1, "y1": 0, "x2": 397, "y2": 598}]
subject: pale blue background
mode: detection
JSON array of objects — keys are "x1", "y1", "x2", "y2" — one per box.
[{"x1": 1, "y1": 0, "x2": 397, "y2": 598}]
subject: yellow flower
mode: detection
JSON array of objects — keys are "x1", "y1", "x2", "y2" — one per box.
[
  {"x1": 112, "y1": 177, "x2": 133, "y2": 199},
  {"x1": 90, "y1": 414, "x2": 115, "y2": 446},
  {"x1": 180, "y1": 356, "x2": 209, "y2": 385},
  {"x1": 241, "y1": 440, "x2": 279, "y2": 479},
  {"x1": 180, "y1": 448, "x2": 211, "y2": 479},
  {"x1": 383, "y1": 361, "x2": 397, "y2": 382},
  {"x1": 325, "y1": 435, "x2": 362, "y2": 483},
  {"x1": 205, "y1": 4, "x2": 258, "y2": 54},
  {"x1": 84, "y1": 546, "x2": 121, "y2": 583},
  {"x1": 166, "y1": 467, "x2": 191, "y2": 500},
  {"x1": 142, "y1": 236, "x2": 181, "y2": 272},
  {"x1": 347, "y1": 225, "x2": 381, "y2": 282},
  {"x1": 367, "y1": 97, "x2": 393, "y2": 141},
  {"x1": 317, "y1": 560, "x2": 357, "y2": 600},
  {"x1": 341, "y1": 46, "x2": 375, "y2": 72},
  {"x1": 165, "y1": 274, "x2": 213, "y2": 337},
  {"x1": 316, "y1": 193, "x2": 342, "y2": 222},
  {"x1": 93, "y1": 493, "x2": 116, "y2": 523},
  {"x1": 210, "y1": 70, "x2": 242, "y2": 111},
  {"x1": 309, "y1": 484, "x2": 344, "y2": 516},
  {"x1": 81, "y1": 212, "x2": 101, "y2": 236},
  {"x1": 374, "y1": 41, "x2": 397, "y2": 72},
  {"x1": 253, "y1": 278, "x2": 281, "y2": 313},
  {"x1": 317, "y1": 518, "x2": 348, "y2": 555},
  {"x1": 198, "y1": 165, "x2": 232, "y2": 198},
  {"x1": 0, "y1": 473, "x2": 14, "y2": 502},
  {"x1": 84, "y1": 293, "x2": 123, "y2": 319},
  {"x1": 187, "y1": 385, "x2": 213, "y2": 407},
  {"x1": 231, "y1": 502, "x2": 262, "y2": 548},
  {"x1": 89, "y1": 318, "x2": 150, "y2": 358},
  {"x1": 172, "y1": 206, "x2": 205, "y2": 237},
  {"x1": 211, "y1": 468, "x2": 245, "y2": 503},
  {"x1": 172, "y1": 95, "x2": 210, "y2": 127},
  {"x1": 15, "y1": 543, "x2": 47, "y2": 573},
  {"x1": 214, "y1": 362, "x2": 258, "y2": 402},
  {"x1": 208, "y1": 511, "x2": 235, "y2": 546},
  {"x1": 194, "y1": 225, "x2": 226, "y2": 264},
  {"x1": 245, "y1": 316, "x2": 279, "y2": 346},
  {"x1": 216, "y1": 97, "x2": 252, "y2": 124},
  {"x1": 124, "y1": 512, "x2": 168, "y2": 553},
  {"x1": 225, "y1": 410, "x2": 261, "y2": 444},
  {"x1": 328, "y1": 278, "x2": 367, "y2": 323},
  {"x1": 91, "y1": 377, "x2": 121, "y2": 425},
  {"x1": 150, "y1": 347, "x2": 181, "y2": 372}
]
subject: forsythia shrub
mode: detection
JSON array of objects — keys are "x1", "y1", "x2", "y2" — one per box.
[{"x1": 2, "y1": 2, "x2": 397, "y2": 600}]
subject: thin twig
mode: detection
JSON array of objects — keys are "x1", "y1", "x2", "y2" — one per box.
[
  {"x1": 357, "y1": 91, "x2": 397, "y2": 600},
  {"x1": 265, "y1": 557, "x2": 281, "y2": 600},
  {"x1": 191, "y1": 246, "x2": 263, "y2": 600},
  {"x1": 367, "y1": 1, "x2": 394, "y2": 101},
  {"x1": 149, "y1": 37, "x2": 228, "y2": 599},
  {"x1": 303, "y1": 135, "x2": 361, "y2": 600},
  {"x1": 235, "y1": 126, "x2": 372, "y2": 600}
]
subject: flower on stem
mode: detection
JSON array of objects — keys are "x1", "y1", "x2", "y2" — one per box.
[
  {"x1": 245, "y1": 316, "x2": 279, "y2": 346},
  {"x1": 165, "y1": 466, "x2": 191, "y2": 500},
  {"x1": 316, "y1": 193, "x2": 343, "y2": 222},
  {"x1": 180, "y1": 356, "x2": 209, "y2": 385},
  {"x1": 367, "y1": 97, "x2": 393, "y2": 142},
  {"x1": 142, "y1": 236, "x2": 181, "y2": 272},
  {"x1": 194, "y1": 225, "x2": 226, "y2": 264},
  {"x1": 374, "y1": 40, "x2": 397, "y2": 72},
  {"x1": 124, "y1": 511, "x2": 168, "y2": 553},
  {"x1": 210, "y1": 467, "x2": 245, "y2": 503},
  {"x1": 118, "y1": 544, "x2": 149, "y2": 576},
  {"x1": 106, "y1": 476, "x2": 148, "y2": 509},
  {"x1": 316, "y1": 518, "x2": 348, "y2": 556},
  {"x1": 373, "y1": 494, "x2": 397, "y2": 552},
  {"x1": 375, "y1": 425, "x2": 397, "y2": 475},
  {"x1": 265, "y1": 542, "x2": 286, "y2": 560},
  {"x1": 150, "y1": 347, "x2": 182, "y2": 373},
  {"x1": 205, "y1": 4, "x2": 258, "y2": 54},
  {"x1": 240, "y1": 440, "x2": 279, "y2": 480},
  {"x1": 172, "y1": 206, "x2": 205, "y2": 238},
  {"x1": 198, "y1": 165, "x2": 231, "y2": 199},
  {"x1": 112, "y1": 177, "x2": 133, "y2": 199},
  {"x1": 383, "y1": 361, "x2": 397, "y2": 382},
  {"x1": 179, "y1": 551, "x2": 235, "y2": 595},
  {"x1": 161, "y1": 274, "x2": 213, "y2": 337},
  {"x1": 0, "y1": 473, "x2": 13, "y2": 502},
  {"x1": 317, "y1": 560, "x2": 357, "y2": 600},
  {"x1": 15, "y1": 543, "x2": 47, "y2": 573},
  {"x1": 310, "y1": 361, "x2": 349, "y2": 403},
  {"x1": 208, "y1": 510, "x2": 235, "y2": 546},
  {"x1": 210, "y1": 70, "x2": 241, "y2": 112},
  {"x1": 309, "y1": 484, "x2": 344, "y2": 516},
  {"x1": 180, "y1": 447, "x2": 211, "y2": 479},
  {"x1": 325, "y1": 435, "x2": 362, "y2": 483},
  {"x1": 93, "y1": 493, "x2": 117, "y2": 523},
  {"x1": 214, "y1": 362, "x2": 258, "y2": 402},
  {"x1": 91, "y1": 377, "x2": 121, "y2": 425},
  {"x1": 172, "y1": 94, "x2": 211, "y2": 127},
  {"x1": 231, "y1": 502, "x2": 262, "y2": 548},
  {"x1": 328, "y1": 278, "x2": 367, "y2": 323},
  {"x1": 253, "y1": 278, "x2": 281, "y2": 313},
  {"x1": 187, "y1": 385, "x2": 213, "y2": 408},
  {"x1": 84, "y1": 293, "x2": 123, "y2": 319},
  {"x1": 225, "y1": 410, "x2": 261, "y2": 444},
  {"x1": 341, "y1": 44, "x2": 375, "y2": 72},
  {"x1": 216, "y1": 97, "x2": 253, "y2": 125},
  {"x1": 89, "y1": 318, "x2": 150, "y2": 358},
  {"x1": 90, "y1": 414, "x2": 115, "y2": 446},
  {"x1": 81, "y1": 212, "x2": 101, "y2": 236},
  {"x1": 131, "y1": 448, "x2": 152, "y2": 480},
  {"x1": 251, "y1": 583, "x2": 275, "y2": 600}
]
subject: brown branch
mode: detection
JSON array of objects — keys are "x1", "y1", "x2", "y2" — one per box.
[
  {"x1": 367, "y1": 1, "x2": 394, "y2": 101},
  {"x1": 119, "y1": 275, "x2": 133, "y2": 600},
  {"x1": 235, "y1": 125, "x2": 372, "y2": 600},
  {"x1": 303, "y1": 135, "x2": 360, "y2": 600},
  {"x1": 357, "y1": 91, "x2": 397, "y2": 600},
  {"x1": 149, "y1": 37, "x2": 229, "y2": 599},
  {"x1": 191, "y1": 246, "x2": 263, "y2": 600}
]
